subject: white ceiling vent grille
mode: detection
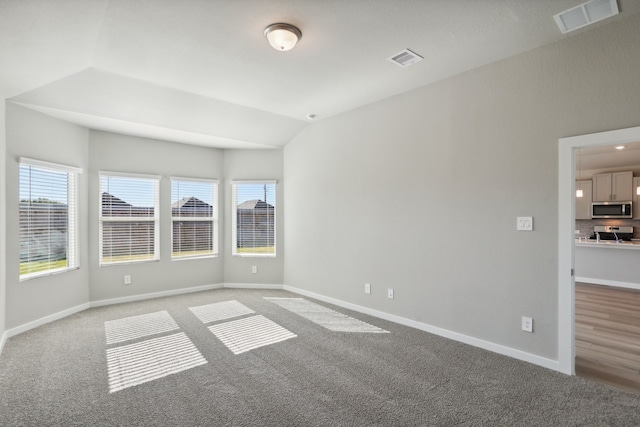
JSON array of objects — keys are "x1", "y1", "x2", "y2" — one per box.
[
  {"x1": 388, "y1": 49, "x2": 423, "y2": 68},
  {"x1": 554, "y1": 0, "x2": 619, "y2": 34}
]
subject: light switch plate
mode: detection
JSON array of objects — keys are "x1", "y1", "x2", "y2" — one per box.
[{"x1": 517, "y1": 217, "x2": 533, "y2": 231}]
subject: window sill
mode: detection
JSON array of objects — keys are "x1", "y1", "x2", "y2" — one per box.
[
  {"x1": 100, "y1": 259, "x2": 160, "y2": 267},
  {"x1": 232, "y1": 253, "x2": 276, "y2": 258},
  {"x1": 171, "y1": 254, "x2": 219, "y2": 262},
  {"x1": 20, "y1": 266, "x2": 80, "y2": 282}
]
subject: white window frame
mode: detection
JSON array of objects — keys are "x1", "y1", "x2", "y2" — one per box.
[
  {"x1": 170, "y1": 177, "x2": 219, "y2": 260},
  {"x1": 231, "y1": 180, "x2": 277, "y2": 258},
  {"x1": 19, "y1": 157, "x2": 81, "y2": 281},
  {"x1": 99, "y1": 171, "x2": 160, "y2": 266}
]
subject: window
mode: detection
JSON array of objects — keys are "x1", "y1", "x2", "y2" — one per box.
[
  {"x1": 19, "y1": 158, "x2": 81, "y2": 280},
  {"x1": 100, "y1": 173, "x2": 159, "y2": 265},
  {"x1": 231, "y1": 181, "x2": 276, "y2": 257},
  {"x1": 171, "y1": 178, "x2": 218, "y2": 259}
]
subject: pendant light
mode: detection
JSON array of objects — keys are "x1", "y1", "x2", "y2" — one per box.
[
  {"x1": 264, "y1": 23, "x2": 302, "y2": 51},
  {"x1": 576, "y1": 148, "x2": 583, "y2": 198}
]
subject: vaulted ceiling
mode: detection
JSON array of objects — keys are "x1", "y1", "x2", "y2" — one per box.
[{"x1": 2, "y1": 0, "x2": 640, "y2": 149}]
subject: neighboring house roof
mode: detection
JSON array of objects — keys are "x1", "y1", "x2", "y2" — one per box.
[
  {"x1": 171, "y1": 196, "x2": 211, "y2": 209},
  {"x1": 237, "y1": 200, "x2": 274, "y2": 210},
  {"x1": 101, "y1": 192, "x2": 153, "y2": 215},
  {"x1": 101, "y1": 192, "x2": 132, "y2": 208}
]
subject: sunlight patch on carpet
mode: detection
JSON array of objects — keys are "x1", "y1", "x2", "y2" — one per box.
[
  {"x1": 208, "y1": 315, "x2": 296, "y2": 355},
  {"x1": 264, "y1": 298, "x2": 389, "y2": 333},
  {"x1": 189, "y1": 300, "x2": 255, "y2": 324},
  {"x1": 106, "y1": 332, "x2": 207, "y2": 393},
  {"x1": 104, "y1": 310, "x2": 180, "y2": 344}
]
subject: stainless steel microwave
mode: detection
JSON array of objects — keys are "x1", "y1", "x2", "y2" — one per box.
[{"x1": 591, "y1": 201, "x2": 632, "y2": 218}]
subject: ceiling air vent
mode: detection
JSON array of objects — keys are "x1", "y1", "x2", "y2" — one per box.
[
  {"x1": 388, "y1": 49, "x2": 423, "y2": 68},
  {"x1": 554, "y1": 0, "x2": 619, "y2": 34}
]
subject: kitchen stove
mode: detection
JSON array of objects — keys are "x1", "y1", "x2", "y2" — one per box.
[{"x1": 589, "y1": 225, "x2": 634, "y2": 241}]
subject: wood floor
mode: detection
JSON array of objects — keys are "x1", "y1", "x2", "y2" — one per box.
[{"x1": 575, "y1": 282, "x2": 640, "y2": 394}]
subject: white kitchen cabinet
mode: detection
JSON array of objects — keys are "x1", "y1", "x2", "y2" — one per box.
[
  {"x1": 592, "y1": 171, "x2": 633, "y2": 202},
  {"x1": 634, "y1": 177, "x2": 640, "y2": 219},
  {"x1": 575, "y1": 180, "x2": 592, "y2": 220}
]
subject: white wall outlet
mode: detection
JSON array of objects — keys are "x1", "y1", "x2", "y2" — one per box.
[
  {"x1": 364, "y1": 283, "x2": 371, "y2": 294},
  {"x1": 521, "y1": 316, "x2": 533, "y2": 332},
  {"x1": 387, "y1": 288, "x2": 394, "y2": 299},
  {"x1": 251, "y1": 266, "x2": 258, "y2": 274},
  {"x1": 517, "y1": 217, "x2": 533, "y2": 231},
  {"x1": 124, "y1": 275, "x2": 131, "y2": 285}
]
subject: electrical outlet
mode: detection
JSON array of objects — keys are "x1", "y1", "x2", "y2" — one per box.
[
  {"x1": 517, "y1": 217, "x2": 533, "y2": 231},
  {"x1": 124, "y1": 275, "x2": 131, "y2": 285},
  {"x1": 521, "y1": 316, "x2": 533, "y2": 333},
  {"x1": 251, "y1": 266, "x2": 258, "y2": 274},
  {"x1": 387, "y1": 288, "x2": 394, "y2": 299},
  {"x1": 364, "y1": 283, "x2": 371, "y2": 294}
]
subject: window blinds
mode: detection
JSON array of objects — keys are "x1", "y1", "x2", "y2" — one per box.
[
  {"x1": 231, "y1": 181, "x2": 276, "y2": 256},
  {"x1": 171, "y1": 178, "x2": 218, "y2": 258},
  {"x1": 19, "y1": 158, "x2": 80, "y2": 279},
  {"x1": 100, "y1": 173, "x2": 160, "y2": 265}
]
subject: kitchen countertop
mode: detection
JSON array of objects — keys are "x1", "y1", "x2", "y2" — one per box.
[{"x1": 575, "y1": 239, "x2": 640, "y2": 250}]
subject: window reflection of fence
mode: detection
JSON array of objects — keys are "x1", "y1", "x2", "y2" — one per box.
[
  {"x1": 237, "y1": 200, "x2": 274, "y2": 250},
  {"x1": 19, "y1": 202, "x2": 68, "y2": 262},
  {"x1": 172, "y1": 197, "x2": 215, "y2": 256},
  {"x1": 172, "y1": 221, "x2": 213, "y2": 254},
  {"x1": 102, "y1": 221, "x2": 156, "y2": 259}
]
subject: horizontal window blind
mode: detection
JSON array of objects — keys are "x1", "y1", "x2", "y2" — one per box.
[
  {"x1": 100, "y1": 174, "x2": 159, "y2": 265},
  {"x1": 171, "y1": 178, "x2": 218, "y2": 259},
  {"x1": 19, "y1": 159, "x2": 80, "y2": 279},
  {"x1": 231, "y1": 181, "x2": 276, "y2": 257}
]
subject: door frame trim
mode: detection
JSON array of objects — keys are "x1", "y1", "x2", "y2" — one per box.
[{"x1": 558, "y1": 125, "x2": 640, "y2": 374}]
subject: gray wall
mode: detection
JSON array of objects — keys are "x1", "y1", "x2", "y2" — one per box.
[
  {"x1": 223, "y1": 149, "x2": 284, "y2": 284},
  {"x1": 88, "y1": 131, "x2": 225, "y2": 302},
  {"x1": 0, "y1": 101, "x2": 6, "y2": 338},
  {"x1": 284, "y1": 14, "x2": 640, "y2": 360},
  {"x1": 576, "y1": 246, "x2": 640, "y2": 285},
  {"x1": 5, "y1": 104, "x2": 90, "y2": 329}
]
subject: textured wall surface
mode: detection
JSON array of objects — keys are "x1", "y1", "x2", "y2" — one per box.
[
  {"x1": 284, "y1": 14, "x2": 640, "y2": 360},
  {"x1": 88, "y1": 131, "x2": 225, "y2": 302},
  {"x1": 5, "y1": 104, "x2": 90, "y2": 329}
]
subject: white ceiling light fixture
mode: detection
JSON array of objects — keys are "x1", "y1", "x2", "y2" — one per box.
[
  {"x1": 576, "y1": 148, "x2": 583, "y2": 198},
  {"x1": 264, "y1": 23, "x2": 302, "y2": 51}
]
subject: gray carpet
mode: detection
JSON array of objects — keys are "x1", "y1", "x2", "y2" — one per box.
[{"x1": 1, "y1": 288, "x2": 639, "y2": 426}]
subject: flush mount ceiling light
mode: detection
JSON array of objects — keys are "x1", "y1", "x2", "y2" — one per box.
[{"x1": 264, "y1": 23, "x2": 302, "y2": 51}]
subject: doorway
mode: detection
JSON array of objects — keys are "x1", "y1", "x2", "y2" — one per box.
[{"x1": 558, "y1": 125, "x2": 640, "y2": 375}]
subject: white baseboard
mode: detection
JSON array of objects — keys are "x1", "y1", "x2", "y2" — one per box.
[
  {"x1": 283, "y1": 285, "x2": 562, "y2": 373},
  {"x1": 1, "y1": 282, "x2": 283, "y2": 355},
  {"x1": 0, "y1": 330, "x2": 7, "y2": 355},
  {"x1": 90, "y1": 283, "x2": 224, "y2": 308},
  {"x1": 222, "y1": 283, "x2": 283, "y2": 290},
  {"x1": 4, "y1": 302, "x2": 91, "y2": 340},
  {"x1": 1, "y1": 282, "x2": 562, "y2": 374},
  {"x1": 575, "y1": 276, "x2": 640, "y2": 291}
]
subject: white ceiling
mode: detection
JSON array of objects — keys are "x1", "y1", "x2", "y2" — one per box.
[
  {"x1": 579, "y1": 141, "x2": 640, "y2": 172},
  {"x1": 2, "y1": 0, "x2": 640, "y2": 149}
]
